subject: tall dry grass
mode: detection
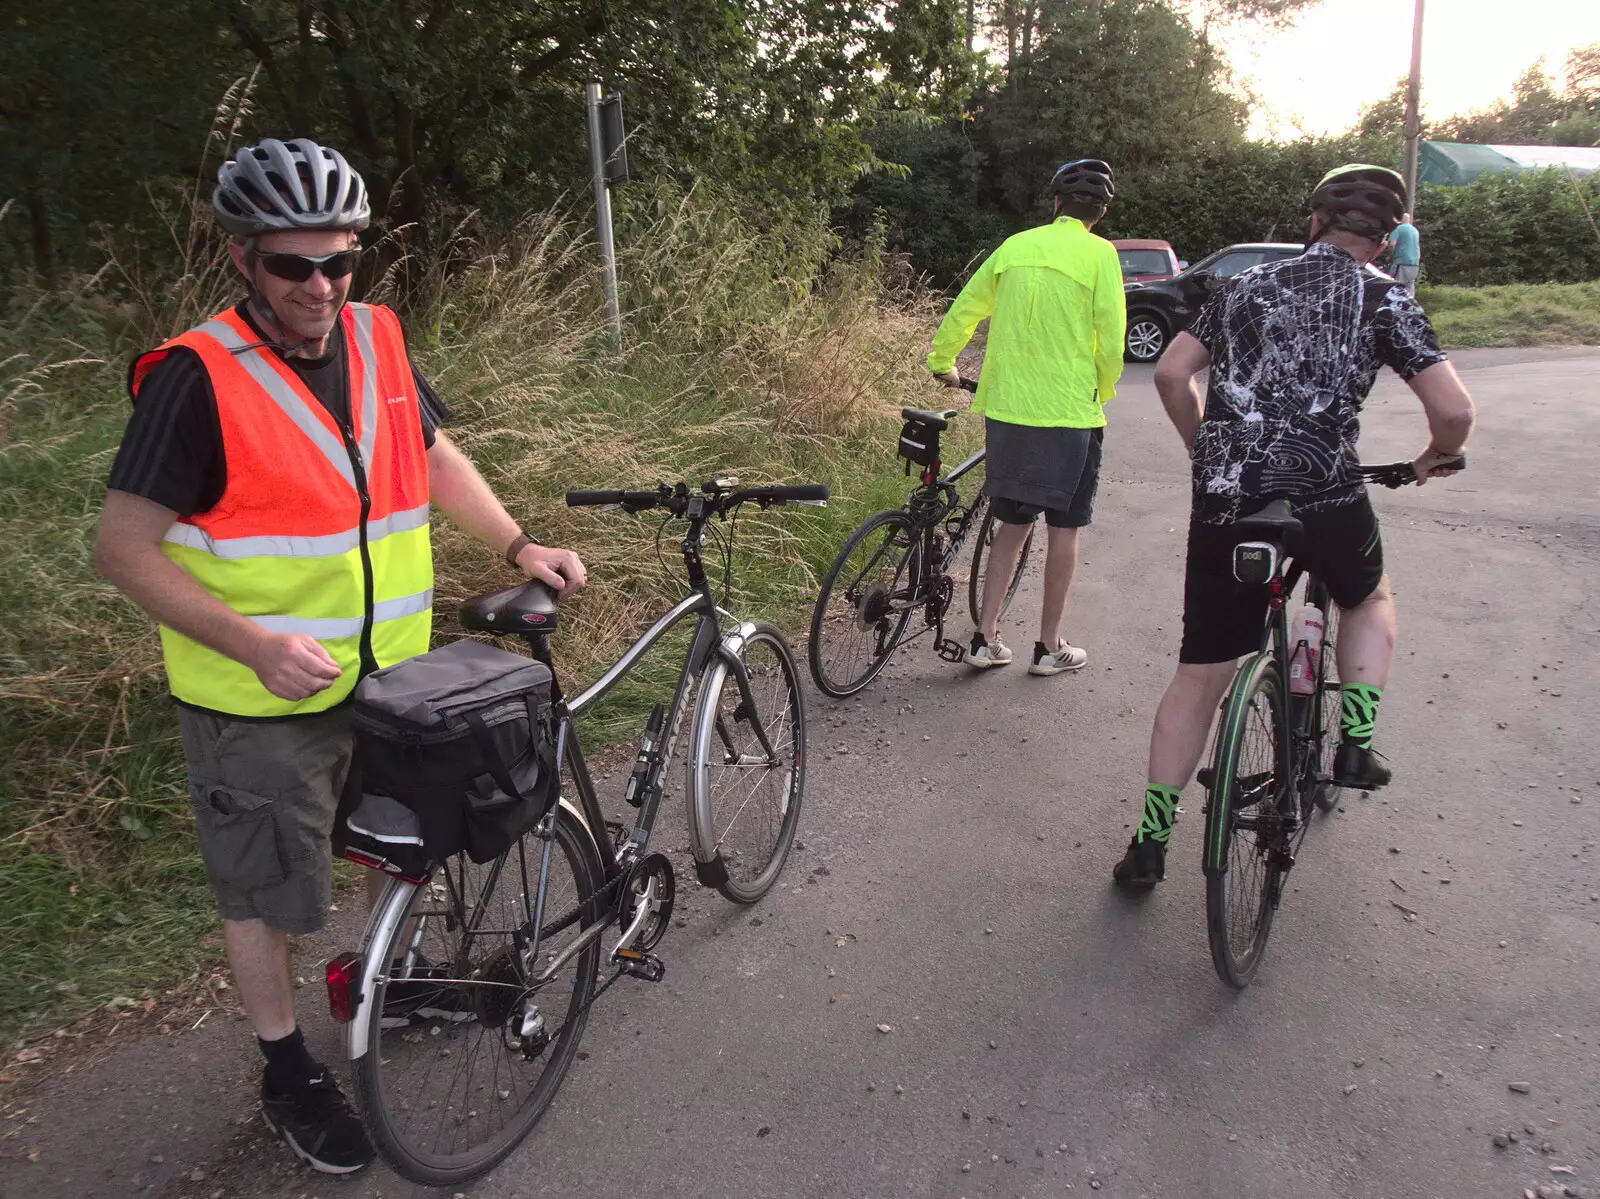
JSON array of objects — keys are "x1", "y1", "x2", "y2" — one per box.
[{"x1": 0, "y1": 181, "x2": 950, "y2": 1040}]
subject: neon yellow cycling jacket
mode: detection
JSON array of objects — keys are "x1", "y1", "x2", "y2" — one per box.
[{"x1": 926, "y1": 216, "x2": 1126, "y2": 428}]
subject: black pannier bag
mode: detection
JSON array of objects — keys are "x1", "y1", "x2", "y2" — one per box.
[
  {"x1": 350, "y1": 639, "x2": 557, "y2": 867},
  {"x1": 897, "y1": 418, "x2": 940, "y2": 467}
]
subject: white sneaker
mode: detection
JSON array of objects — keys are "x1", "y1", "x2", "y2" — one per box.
[
  {"x1": 966, "y1": 634, "x2": 1013, "y2": 669},
  {"x1": 1029, "y1": 639, "x2": 1088, "y2": 675}
]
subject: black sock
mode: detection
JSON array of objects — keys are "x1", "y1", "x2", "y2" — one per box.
[{"x1": 259, "y1": 1027, "x2": 320, "y2": 1094}]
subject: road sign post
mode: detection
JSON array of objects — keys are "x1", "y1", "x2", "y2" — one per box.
[{"x1": 584, "y1": 81, "x2": 626, "y2": 345}]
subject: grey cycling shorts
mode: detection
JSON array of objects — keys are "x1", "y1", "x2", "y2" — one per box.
[{"x1": 177, "y1": 705, "x2": 358, "y2": 935}]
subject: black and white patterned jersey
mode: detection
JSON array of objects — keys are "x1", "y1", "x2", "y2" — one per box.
[{"x1": 1185, "y1": 242, "x2": 1447, "y2": 525}]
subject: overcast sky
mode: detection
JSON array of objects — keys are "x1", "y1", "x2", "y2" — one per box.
[{"x1": 1219, "y1": 0, "x2": 1600, "y2": 138}]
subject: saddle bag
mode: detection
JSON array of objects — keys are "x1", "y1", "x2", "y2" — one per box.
[
  {"x1": 350, "y1": 639, "x2": 557, "y2": 867},
  {"x1": 897, "y1": 419, "x2": 940, "y2": 467}
]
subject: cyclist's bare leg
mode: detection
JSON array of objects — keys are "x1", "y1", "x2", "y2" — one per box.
[
  {"x1": 1335, "y1": 574, "x2": 1395, "y2": 688},
  {"x1": 977, "y1": 517, "x2": 1033, "y2": 639},
  {"x1": 1038, "y1": 526, "x2": 1080, "y2": 647},
  {"x1": 222, "y1": 917, "x2": 296, "y2": 1041},
  {"x1": 1146, "y1": 661, "x2": 1237, "y2": 788}
]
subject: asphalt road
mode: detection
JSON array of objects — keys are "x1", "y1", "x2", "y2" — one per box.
[{"x1": 7, "y1": 347, "x2": 1599, "y2": 1199}]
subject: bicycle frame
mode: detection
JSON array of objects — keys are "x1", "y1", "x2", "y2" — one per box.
[{"x1": 345, "y1": 513, "x2": 783, "y2": 1062}]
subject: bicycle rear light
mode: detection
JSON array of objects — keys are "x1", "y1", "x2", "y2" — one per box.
[
  {"x1": 326, "y1": 952, "x2": 363, "y2": 1024},
  {"x1": 1232, "y1": 541, "x2": 1278, "y2": 584}
]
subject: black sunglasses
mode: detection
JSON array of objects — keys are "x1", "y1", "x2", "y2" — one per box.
[{"x1": 256, "y1": 248, "x2": 361, "y2": 283}]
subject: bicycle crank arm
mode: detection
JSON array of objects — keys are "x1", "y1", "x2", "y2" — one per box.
[{"x1": 608, "y1": 873, "x2": 661, "y2": 962}]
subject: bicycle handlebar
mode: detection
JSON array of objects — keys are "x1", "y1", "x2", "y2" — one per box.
[
  {"x1": 565, "y1": 480, "x2": 829, "y2": 514},
  {"x1": 1359, "y1": 456, "x2": 1467, "y2": 488}
]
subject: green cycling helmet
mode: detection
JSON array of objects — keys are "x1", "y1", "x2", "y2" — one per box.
[{"x1": 1309, "y1": 164, "x2": 1407, "y2": 238}]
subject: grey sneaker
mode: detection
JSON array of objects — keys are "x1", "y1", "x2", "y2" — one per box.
[
  {"x1": 1029, "y1": 639, "x2": 1088, "y2": 675},
  {"x1": 966, "y1": 633, "x2": 1013, "y2": 669}
]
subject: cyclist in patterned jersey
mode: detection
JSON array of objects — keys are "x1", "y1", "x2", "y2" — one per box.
[{"x1": 1111, "y1": 165, "x2": 1477, "y2": 888}]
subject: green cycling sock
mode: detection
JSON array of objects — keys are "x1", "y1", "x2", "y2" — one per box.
[
  {"x1": 1339, "y1": 683, "x2": 1383, "y2": 750},
  {"x1": 1136, "y1": 784, "x2": 1181, "y2": 845}
]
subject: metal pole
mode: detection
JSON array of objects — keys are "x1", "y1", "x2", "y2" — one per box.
[
  {"x1": 584, "y1": 81, "x2": 621, "y2": 345},
  {"x1": 1401, "y1": 0, "x2": 1425, "y2": 213}
]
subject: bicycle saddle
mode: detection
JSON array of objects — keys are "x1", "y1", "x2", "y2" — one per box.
[
  {"x1": 1233, "y1": 498, "x2": 1303, "y2": 540},
  {"x1": 901, "y1": 407, "x2": 957, "y2": 431},
  {"x1": 460, "y1": 580, "x2": 560, "y2": 634}
]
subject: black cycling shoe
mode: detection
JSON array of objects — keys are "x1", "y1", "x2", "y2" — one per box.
[
  {"x1": 1112, "y1": 837, "x2": 1167, "y2": 889},
  {"x1": 261, "y1": 1070, "x2": 375, "y2": 1174},
  {"x1": 1332, "y1": 743, "x2": 1393, "y2": 790}
]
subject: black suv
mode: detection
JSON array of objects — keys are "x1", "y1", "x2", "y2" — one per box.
[{"x1": 1121, "y1": 242, "x2": 1395, "y2": 362}]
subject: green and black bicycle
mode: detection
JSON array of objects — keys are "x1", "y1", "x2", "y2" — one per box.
[{"x1": 1200, "y1": 458, "x2": 1464, "y2": 988}]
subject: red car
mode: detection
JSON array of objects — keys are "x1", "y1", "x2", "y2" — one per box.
[{"x1": 1113, "y1": 239, "x2": 1184, "y2": 283}]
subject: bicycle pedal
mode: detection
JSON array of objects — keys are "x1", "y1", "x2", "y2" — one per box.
[
  {"x1": 614, "y1": 949, "x2": 665, "y2": 982},
  {"x1": 935, "y1": 638, "x2": 966, "y2": 663}
]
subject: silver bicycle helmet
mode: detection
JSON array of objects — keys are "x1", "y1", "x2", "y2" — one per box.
[{"x1": 213, "y1": 138, "x2": 371, "y2": 236}]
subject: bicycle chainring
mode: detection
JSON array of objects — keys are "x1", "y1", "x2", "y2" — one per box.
[{"x1": 622, "y1": 853, "x2": 676, "y2": 953}]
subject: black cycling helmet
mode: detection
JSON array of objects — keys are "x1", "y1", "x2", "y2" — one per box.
[
  {"x1": 1050, "y1": 158, "x2": 1115, "y2": 206},
  {"x1": 213, "y1": 137, "x2": 371, "y2": 237},
  {"x1": 1308, "y1": 163, "x2": 1407, "y2": 240}
]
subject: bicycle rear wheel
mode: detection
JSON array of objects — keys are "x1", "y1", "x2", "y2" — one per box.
[
  {"x1": 1204, "y1": 654, "x2": 1290, "y2": 989},
  {"x1": 689, "y1": 623, "x2": 806, "y2": 903},
  {"x1": 354, "y1": 806, "x2": 604, "y2": 1186},
  {"x1": 808, "y1": 510, "x2": 922, "y2": 698},
  {"x1": 967, "y1": 504, "x2": 1034, "y2": 626}
]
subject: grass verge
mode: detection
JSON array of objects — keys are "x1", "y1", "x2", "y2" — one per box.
[
  {"x1": 1419, "y1": 280, "x2": 1600, "y2": 348},
  {"x1": 0, "y1": 187, "x2": 971, "y2": 1046}
]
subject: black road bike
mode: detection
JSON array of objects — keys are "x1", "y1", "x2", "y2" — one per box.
[
  {"x1": 1200, "y1": 458, "x2": 1465, "y2": 988},
  {"x1": 808, "y1": 379, "x2": 1033, "y2": 697},
  {"x1": 331, "y1": 478, "x2": 824, "y2": 1185}
]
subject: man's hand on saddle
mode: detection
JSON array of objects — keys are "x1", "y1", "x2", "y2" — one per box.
[{"x1": 516, "y1": 543, "x2": 588, "y2": 598}]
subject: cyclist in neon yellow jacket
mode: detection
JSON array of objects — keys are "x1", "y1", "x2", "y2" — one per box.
[{"x1": 926, "y1": 159, "x2": 1126, "y2": 676}]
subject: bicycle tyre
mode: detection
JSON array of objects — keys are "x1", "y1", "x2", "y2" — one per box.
[
  {"x1": 1203, "y1": 654, "x2": 1289, "y2": 989},
  {"x1": 1305, "y1": 579, "x2": 1344, "y2": 814},
  {"x1": 808, "y1": 509, "x2": 922, "y2": 698},
  {"x1": 354, "y1": 805, "x2": 605, "y2": 1186},
  {"x1": 689, "y1": 622, "x2": 806, "y2": 903},
  {"x1": 967, "y1": 506, "x2": 1034, "y2": 627}
]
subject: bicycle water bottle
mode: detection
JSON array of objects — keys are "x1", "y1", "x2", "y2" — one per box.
[{"x1": 1287, "y1": 604, "x2": 1324, "y2": 696}]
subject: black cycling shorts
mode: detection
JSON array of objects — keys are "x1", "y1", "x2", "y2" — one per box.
[{"x1": 1179, "y1": 494, "x2": 1385, "y2": 665}]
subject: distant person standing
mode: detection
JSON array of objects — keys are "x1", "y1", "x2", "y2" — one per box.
[
  {"x1": 926, "y1": 159, "x2": 1125, "y2": 676},
  {"x1": 1388, "y1": 213, "x2": 1420, "y2": 292}
]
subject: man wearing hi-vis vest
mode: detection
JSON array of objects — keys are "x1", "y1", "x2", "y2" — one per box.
[{"x1": 95, "y1": 138, "x2": 586, "y2": 1174}]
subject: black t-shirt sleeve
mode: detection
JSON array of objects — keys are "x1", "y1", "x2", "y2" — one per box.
[
  {"x1": 108, "y1": 349, "x2": 226, "y2": 516},
  {"x1": 1372, "y1": 287, "x2": 1448, "y2": 381},
  {"x1": 414, "y1": 366, "x2": 448, "y2": 447},
  {"x1": 1187, "y1": 287, "x2": 1227, "y2": 353}
]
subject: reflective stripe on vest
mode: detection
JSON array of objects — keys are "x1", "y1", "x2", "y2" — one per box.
[{"x1": 133, "y1": 303, "x2": 433, "y2": 717}]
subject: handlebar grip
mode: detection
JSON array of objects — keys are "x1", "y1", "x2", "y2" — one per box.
[
  {"x1": 565, "y1": 489, "x2": 626, "y2": 507},
  {"x1": 764, "y1": 483, "x2": 830, "y2": 503},
  {"x1": 958, "y1": 376, "x2": 978, "y2": 393}
]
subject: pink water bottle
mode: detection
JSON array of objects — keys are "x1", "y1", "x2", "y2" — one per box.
[{"x1": 1288, "y1": 603, "x2": 1324, "y2": 695}]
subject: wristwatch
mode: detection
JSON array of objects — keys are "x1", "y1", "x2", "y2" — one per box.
[{"x1": 504, "y1": 531, "x2": 536, "y2": 568}]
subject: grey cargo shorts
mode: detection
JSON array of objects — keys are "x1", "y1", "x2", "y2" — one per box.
[{"x1": 177, "y1": 705, "x2": 359, "y2": 935}]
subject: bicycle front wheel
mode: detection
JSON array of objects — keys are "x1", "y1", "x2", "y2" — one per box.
[
  {"x1": 967, "y1": 504, "x2": 1034, "y2": 626},
  {"x1": 1203, "y1": 654, "x2": 1290, "y2": 989},
  {"x1": 808, "y1": 509, "x2": 922, "y2": 698},
  {"x1": 689, "y1": 623, "x2": 806, "y2": 903},
  {"x1": 1305, "y1": 580, "x2": 1343, "y2": 814},
  {"x1": 354, "y1": 806, "x2": 604, "y2": 1187}
]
